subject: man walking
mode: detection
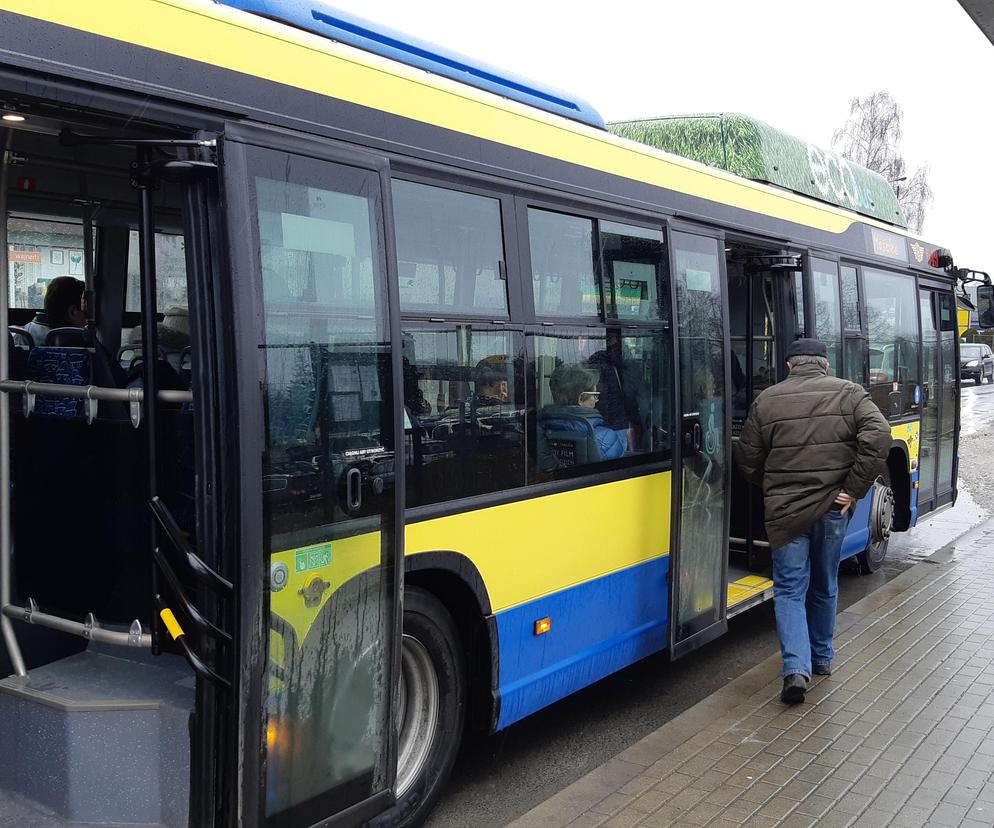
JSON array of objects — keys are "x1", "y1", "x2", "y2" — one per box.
[{"x1": 734, "y1": 339, "x2": 891, "y2": 703}]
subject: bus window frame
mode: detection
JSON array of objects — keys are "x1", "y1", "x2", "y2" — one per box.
[
  {"x1": 389, "y1": 169, "x2": 522, "y2": 321},
  {"x1": 513, "y1": 193, "x2": 671, "y2": 330}
]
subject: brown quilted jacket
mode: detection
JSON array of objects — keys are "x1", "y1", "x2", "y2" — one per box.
[{"x1": 733, "y1": 361, "x2": 892, "y2": 549}]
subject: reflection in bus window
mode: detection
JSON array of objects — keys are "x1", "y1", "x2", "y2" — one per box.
[
  {"x1": 532, "y1": 329, "x2": 671, "y2": 476},
  {"x1": 393, "y1": 180, "x2": 507, "y2": 316},
  {"x1": 600, "y1": 220, "x2": 666, "y2": 321},
  {"x1": 401, "y1": 326, "x2": 525, "y2": 507},
  {"x1": 812, "y1": 259, "x2": 841, "y2": 375},
  {"x1": 254, "y1": 157, "x2": 395, "y2": 822},
  {"x1": 864, "y1": 268, "x2": 920, "y2": 417},
  {"x1": 529, "y1": 210, "x2": 600, "y2": 317}
]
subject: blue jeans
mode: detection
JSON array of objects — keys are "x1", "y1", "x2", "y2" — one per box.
[{"x1": 772, "y1": 510, "x2": 849, "y2": 679}]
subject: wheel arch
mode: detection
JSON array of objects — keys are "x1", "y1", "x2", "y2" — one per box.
[
  {"x1": 404, "y1": 551, "x2": 500, "y2": 733},
  {"x1": 887, "y1": 439, "x2": 912, "y2": 532}
]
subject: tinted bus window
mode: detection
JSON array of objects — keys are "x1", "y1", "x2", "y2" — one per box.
[
  {"x1": 533, "y1": 328, "x2": 671, "y2": 476},
  {"x1": 393, "y1": 179, "x2": 507, "y2": 316},
  {"x1": 812, "y1": 258, "x2": 841, "y2": 375},
  {"x1": 251, "y1": 151, "x2": 397, "y2": 822},
  {"x1": 529, "y1": 209, "x2": 600, "y2": 317},
  {"x1": 401, "y1": 326, "x2": 526, "y2": 506},
  {"x1": 600, "y1": 220, "x2": 666, "y2": 321},
  {"x1": 841, "y1": 265, "x2": 860, "y2": 331},
  {"x1": 864, "y1": 268, "x2": 920, "y2": 417}
]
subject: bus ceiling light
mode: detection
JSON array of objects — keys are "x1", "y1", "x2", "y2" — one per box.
[{"x1": 2, "y1": 112, "x2": 26, "y2": 122}]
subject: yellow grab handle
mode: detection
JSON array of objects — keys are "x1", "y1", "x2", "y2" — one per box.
[{"x1": 159, "y1": 608, "x2": 185, "y2": 641}]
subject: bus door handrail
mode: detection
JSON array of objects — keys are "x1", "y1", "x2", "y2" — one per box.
[
  {"x1": 148, "y1": 497, "x2": 232, "y2": 690},
  {"x1": 149, "y1": 497, "x2": 232, "y2": 595}
]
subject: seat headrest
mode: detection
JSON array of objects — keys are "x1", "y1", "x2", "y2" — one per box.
[{"x1": 45, "y1": 327, "x2": 89, "y2": 347}]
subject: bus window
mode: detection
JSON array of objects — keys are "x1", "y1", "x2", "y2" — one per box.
[
  {"x1": 529, "y1": 209, "x2": 600, "y2": 318},
  {"x1": 600, "y1": 220, "x2": 666, "y2": 321},
  {"x1": 841, "y1": 266, "x2": 868, "y2": 385},
  {"x1": 793, "y1": 272, "x2": 806, "y2": 336},
  {"x1": 401, "y1": 326, "x2": 526, "y2": 507},
  {"x1": 811, "y1": 258, "x2": 841, "y2": 375},
  {"x1": 392, "y1": 179, "x2": 507, "y2": 316},
  {"x1": 532, "y1": 328, "x2": 670, "y2": 475},
  {"x1": 6, "y1": 217, "x2": 87, "y2": 309},
  {"x1": 125, "y1": 230, "x2": 188, "y2": 311},
  {"x1": 864, "y1": 268, "x2": 920, "y2": 417},
  {"x1": 841, "y1": 266, "x2": 860, "y2": 331}
]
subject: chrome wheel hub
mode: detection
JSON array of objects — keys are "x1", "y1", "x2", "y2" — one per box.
[
  {"x1": 871, "y1": 477, "x2": 895, "y2": 545},
  {"x1": 395, "y1": 634, "x2": 439, "y2": 797}
]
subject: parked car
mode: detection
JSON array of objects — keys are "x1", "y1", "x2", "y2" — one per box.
[{"x1": 960, "y1": 343, "x2": 994, "y2": 385}]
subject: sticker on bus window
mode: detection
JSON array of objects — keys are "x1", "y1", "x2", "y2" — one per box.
[
  {"x1": 295, "y1": 542, "x2": 332, "y2": 573},
  {"x1": 685, "y1": 268, "x2": 713, "y2": 292}
]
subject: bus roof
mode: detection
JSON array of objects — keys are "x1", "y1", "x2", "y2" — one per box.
[
  {"x1": 609, "y1": 114, "x2": 907, "y2": 228},
  {"x1": 214, "y1": 0, "x2": 607, "y2": 130}
]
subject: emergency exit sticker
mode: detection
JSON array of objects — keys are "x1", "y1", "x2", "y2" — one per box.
[{"x1": 295, "y1": 542, "x2": 332, "y2": 573}]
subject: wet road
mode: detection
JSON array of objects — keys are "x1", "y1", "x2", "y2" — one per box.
[{"x1": 426, "y1": 383, "x2": 994, "y2": 828}]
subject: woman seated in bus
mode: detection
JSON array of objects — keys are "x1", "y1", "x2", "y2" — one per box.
[{"x1": 539, "y1": 364, "x2": 626, "y2": 462}]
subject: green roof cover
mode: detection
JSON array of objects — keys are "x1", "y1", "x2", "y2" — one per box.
[{"x1": 607, "y1": 113, "x2": 906, "y2": 228}]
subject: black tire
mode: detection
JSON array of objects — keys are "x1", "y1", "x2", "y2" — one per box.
[
  {"x1": 369, "y1": 587, "x2": 466, "y2": 828},
  {"x1": 859, "y1": 470, "x2": 893, "y2": 574}
]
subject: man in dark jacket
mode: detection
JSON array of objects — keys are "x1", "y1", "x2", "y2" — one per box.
[{"x1": 734, "y1": 338, "x2": 891, "y2": 703}]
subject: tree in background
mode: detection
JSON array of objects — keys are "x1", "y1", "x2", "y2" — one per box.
[{"x1": 831, "y1": 91, "x2": 932, "y2": 233}]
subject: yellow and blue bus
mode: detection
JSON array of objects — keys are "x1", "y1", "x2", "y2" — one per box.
[{"x1": 0, "y1": 2, "x2": 963, "y2": 827}]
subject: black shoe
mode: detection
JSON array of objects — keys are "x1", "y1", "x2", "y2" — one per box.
[
  {"x1": 780, "y1": 674, "x2": 807, "y2": 704},
  {"x1": 812, "y1": 663, "x2": 832, "y2": 676}
]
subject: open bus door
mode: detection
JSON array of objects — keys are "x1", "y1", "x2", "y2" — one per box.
[
  {"x1": 218, "y1": 124, "x2": 404, "y2": 828},
  {"x1": 668, "y1": 226, "x2": 731, "y2": 658}
]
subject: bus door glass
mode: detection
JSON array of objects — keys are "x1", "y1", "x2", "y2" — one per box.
[
  {"x1": 917, "y1": 289, "x2": 957, "y2": 512},
  {"x1": 670, "y1": 229, "x2": 730, "y2": 656},
  {"x1": 221, "y1": 127, "x2": 402, "y2": 828}
]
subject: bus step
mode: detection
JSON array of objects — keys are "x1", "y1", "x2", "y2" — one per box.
[{"x1": 0, "y1": 643, "x2": 193, "y2": 827}]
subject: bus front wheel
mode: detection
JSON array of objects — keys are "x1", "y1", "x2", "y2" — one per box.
[
  {"x1": 371, "y1": 586, "x2": 466, "y2": 828},
  {"x1": 859, "y1": 473, "x2": 894, "y2": 574}
]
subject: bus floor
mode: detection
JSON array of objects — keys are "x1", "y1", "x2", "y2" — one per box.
[{"x1": 726, "y1": 561, "x2": 774, "y2": 618}]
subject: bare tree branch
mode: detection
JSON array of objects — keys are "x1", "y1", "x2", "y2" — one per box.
[{"x1": 831, "y1": 91, "x2": 932, "y2": 232}]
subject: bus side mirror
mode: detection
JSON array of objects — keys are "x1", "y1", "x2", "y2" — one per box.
[{"x1": 977, "y1": 285, "x2": 994, "y2": 329}]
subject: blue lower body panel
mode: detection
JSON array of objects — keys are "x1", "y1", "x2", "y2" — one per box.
[{"x1": 494, "y1": 556, "x2": 669, "y2": 730}]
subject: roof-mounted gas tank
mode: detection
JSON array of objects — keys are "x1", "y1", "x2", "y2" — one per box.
[{"x1": 214, "y1": 0, "x2": 606, "y2": 130}]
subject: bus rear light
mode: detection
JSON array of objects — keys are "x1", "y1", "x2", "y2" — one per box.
[{"x1": 534, "y1": 617, "x2": 551, "y2": 636}]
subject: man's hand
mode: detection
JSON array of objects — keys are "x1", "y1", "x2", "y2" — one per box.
[{"x1": 834, "y1": 491, "x2": 854, "y2": 514}]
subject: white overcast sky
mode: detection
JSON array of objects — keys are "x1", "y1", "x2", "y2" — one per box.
[{"x1": 333, "y1": 0, "x2": 993, "y2": 272}]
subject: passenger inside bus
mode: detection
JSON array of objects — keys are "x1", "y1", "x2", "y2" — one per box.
[
  {"x1": 22, "y1": 275, "x2": 86, "y2": 345},
  {"x1": 538, "y1": 363, "x2": 626, "y2": 467}
]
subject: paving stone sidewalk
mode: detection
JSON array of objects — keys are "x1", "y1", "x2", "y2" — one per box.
[{"x1": 509, "y1": 520, "x2": 994, "y2": 828}]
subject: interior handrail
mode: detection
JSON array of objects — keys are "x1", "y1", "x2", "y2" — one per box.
[
  {"x1": 0, "y1": 379, "x2": 192, "y2": 404},
  {"x1": 148, "y1": 497, "x2": 233, "y2": 595},
  {"x1": 1, "y1": 600, "x2": 151, "y2": 648}
]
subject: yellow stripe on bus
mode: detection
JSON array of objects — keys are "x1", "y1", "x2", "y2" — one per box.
[
  {"x1": 0, "y1": 0, "x2": 897, "y2": 236},
  {"x1": 407, "y1": 471, "x2": 671, "y2": 613}
]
